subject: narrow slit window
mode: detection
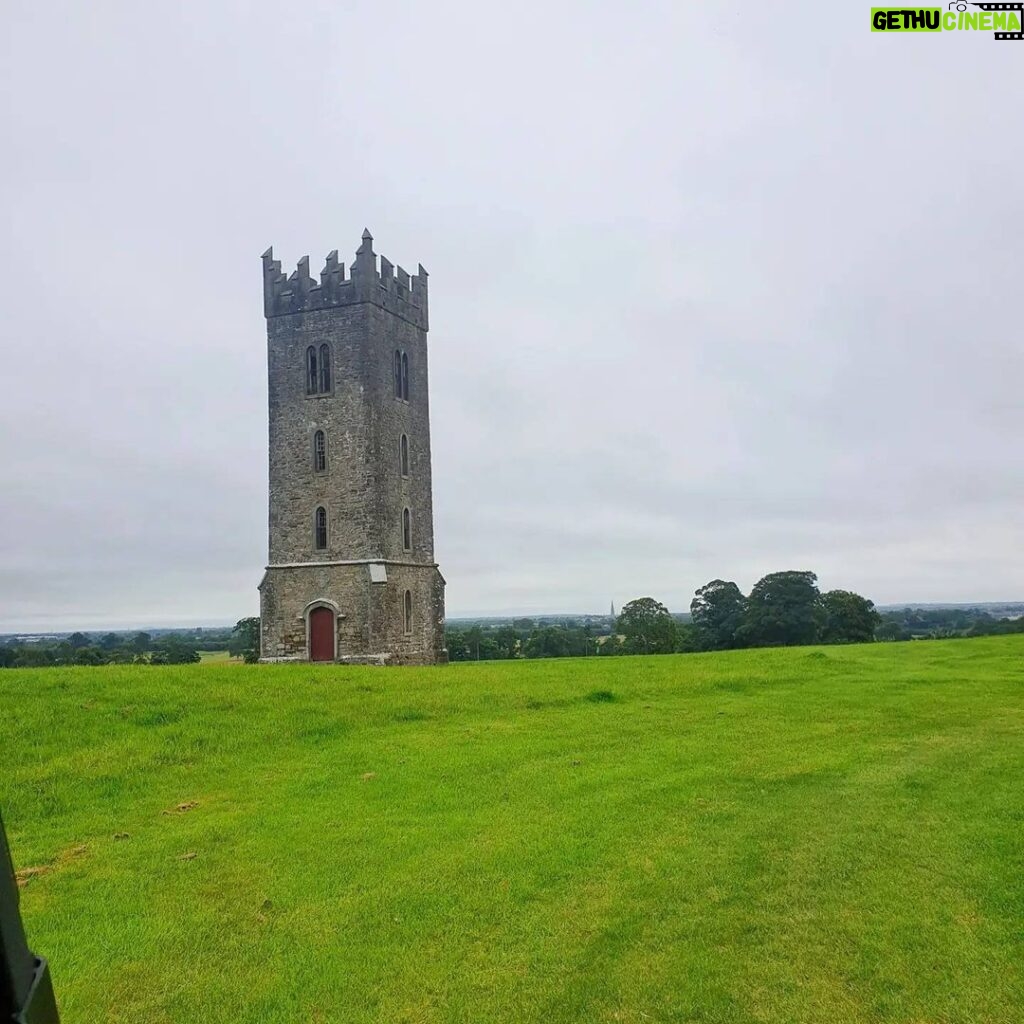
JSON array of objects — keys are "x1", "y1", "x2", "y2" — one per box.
[
  {"x1": 401, "y1": 352, "x2": 409, "y2": 400},
  {"x1": 404, "y1": 590, "x2": 413, "y2": 634},
  {"x1": 318, "y1": 344, "x2": 331, "y2": 393},
  {"x1": 400, "y1": 434, "x2": 409, "y2": 477},
  {"x1": 394, "y1": 350, "x2": 402, "y2": 398},
  {"x1": 315, "y1": 506, "x2": 328, "y2": 550},
  {"x1": 306, "y1": 346, "x2": 318, "y2": 395},
  {"x1": 402, "y1": 507, "x2": 411, "y2": 551},
  {"x1": 313, "y1": 430, "x2": 327, "y2": 473}
]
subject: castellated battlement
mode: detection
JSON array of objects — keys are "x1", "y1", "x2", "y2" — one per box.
[{"x1": 261, "y1": 228, "x2": 428, "y2": 329}]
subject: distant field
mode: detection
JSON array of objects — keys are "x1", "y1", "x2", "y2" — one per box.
[
  {"x1": 3, "y1": 638, "x2": 1023, "y2": 1023},
  {"x1": 196, "y1": 650, "x2": 241, "y2": 664}
]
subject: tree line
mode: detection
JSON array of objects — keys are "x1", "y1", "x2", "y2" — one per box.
[
  {"x1": 3, "y1": 594, "x2": 1020, "y2": 669},
  {"x1": 446, "y1": 571, "x2": 881, "y2": 660},
  {"x1": 875, "y1": 606, "x2": 1024, "y2": 642},
  {"x1": 685, "y1": 571, "x2": 879, "y2": 651},
  {"x1": 446, "y1": 577, "x2": 1024, "y2": 662},
  {"x1": 0, "y1": 619, "x2": 260, "y2": 669}
]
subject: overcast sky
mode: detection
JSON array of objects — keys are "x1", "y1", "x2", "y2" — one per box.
[{"x1": 1, "y1": 2, "x2": 1021, "y2": 630}]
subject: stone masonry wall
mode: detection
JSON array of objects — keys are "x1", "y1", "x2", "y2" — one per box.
[
  {"x1": 260, "y1": 232, "x2": 445, "y2": 665},
  {"x1": 259, "y1": 563, "x2": 446, "y2": 665}
]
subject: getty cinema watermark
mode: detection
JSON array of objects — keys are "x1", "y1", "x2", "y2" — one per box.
[{"x1": 871, "y1": 2, "x2": 1023, "y2": 38}]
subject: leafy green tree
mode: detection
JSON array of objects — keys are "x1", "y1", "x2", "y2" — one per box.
[
  {"x1": 13, "y1": 647, "x2": 55, "y2": 668},
  {"x1": 460, "y1": 626, "x2": 501, "y2": 660},
  {"x1": 445, "y1": 628, "x2": 470, "y2": 661},
  {"x1": 152, "y1": 638, "x2": 200, "y2": 665},
  {"x1": 876, "y1": 620, "x2": 910, "y2": 642},
  {"x1": 229, "y1": 617, "x2": 261, "y2": 663},
  {"x1": 68, "y1": 632, "x2": 91, "y2": 649},
  {"x1": 52, "y1": 641, "x2": 74, "y2": 665},
  {"x1": 739, "y1": 571, "x2": 824, "y2": 648},
  {"x1": 674, "y1": 622, "x2": 700, "y2": 653},
  {"x1": 579, "y1": 622, "x2": 596, "y2": 657},
  {"x1": 99, "y1": 632, "x2": 121, "y2": 650},
  {"x1": 691, "y1": 580, "x2": 747, "y2": 650},
  {"x1": 524, "y1": 626, "x2": 571, "y2": 659},
  {"x1": 476, "y1": 636, "x2": 502, "y2": 660},
  {"x1": 132, "y1": 632, "x2": 152, "y2": 654},
  {"x1": 820, "y1": 590, "x2": 880, "y2": 644},
  {"x1": 74, "y1": 646, "x2": 108, "y2": 666},
  {"x1": 465, "y1": 626, "x2": 483, "y2": 660},
  {"x1": 492, "y1": 625, "x2": 519, "y2": 659},
  {"x1": 617, "y1": 598, "x2": 677, "y2": 655}
]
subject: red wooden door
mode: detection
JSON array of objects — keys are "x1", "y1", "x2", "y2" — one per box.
[{"x1": 309, "y1": 607, "x2": 334, "y2": 662}]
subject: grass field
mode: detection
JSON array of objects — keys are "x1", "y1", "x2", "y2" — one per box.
[
  {"x1": 3, "y1": 637, "x2": 1023, "y2": 1023},
  {"x1": 196, "y1": 650, "x2": 242, "y2": 665}
]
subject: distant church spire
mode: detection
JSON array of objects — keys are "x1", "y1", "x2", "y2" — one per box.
[{"x1": 610, "y1": 601, "x2": 616, "y2": 618}]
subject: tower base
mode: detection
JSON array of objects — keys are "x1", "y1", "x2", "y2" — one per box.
[{"x1": 258, "y1": 562, "x2": 446, "y2": 666}]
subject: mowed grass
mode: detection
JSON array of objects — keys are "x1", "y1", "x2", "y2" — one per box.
[{"x1": 2, "y1": 638, "x2": 1023, "y2": 1024}]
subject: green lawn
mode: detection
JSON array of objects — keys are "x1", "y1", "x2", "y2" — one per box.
[{"x1": 3, "y1": 637, "x2": 1023, "y2": 1023}]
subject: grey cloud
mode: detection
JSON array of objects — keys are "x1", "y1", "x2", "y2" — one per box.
[{"x1": 1, "y1": 1, "x2": 1021, "y2": 629}]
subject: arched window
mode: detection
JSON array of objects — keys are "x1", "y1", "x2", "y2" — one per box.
[
  {"x1": 394, "y1": 350, "x2": 402, "y2": 398},
  {"x1": 400, "y1": 434, "x2": 409, "y2": 477},
  {"x1": 401, "y1": 352, "x2": 409, "y2": 400},
  {"x1": 402, "y1": 507, "x2": 411, "y2": 551},
  {"x1": 306, "y1": 346, "x2": 318, "y2": 395},
  {"x1": 313, "y1": 430, "x2": 327, "y2": 473},
  {"x1": 318, "y1": 344, "x2": 331, "y2": 393},
  {"x1": 314, "y1": 506, "x2": 328, "y2": 550},
  {"x1": 404, "y1": 590, "x2": 413, "y2": 634}
]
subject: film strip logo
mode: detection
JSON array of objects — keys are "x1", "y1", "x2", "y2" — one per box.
[{"x1": 953, "y1": 1, "x2": 1024, "y2": 38}]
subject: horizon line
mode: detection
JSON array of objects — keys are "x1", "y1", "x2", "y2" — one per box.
[{"x1": 3, "y1": 598, "x2": 1024, "y2": 636}]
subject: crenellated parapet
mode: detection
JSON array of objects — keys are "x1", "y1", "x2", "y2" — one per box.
[{"x1": 261, "y1": 229, "x2": 428, "y2": 329}]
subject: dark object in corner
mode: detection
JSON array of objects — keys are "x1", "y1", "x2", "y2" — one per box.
[{"x1": 0, "y1": 809, "x2": 60, "y2": 1023}]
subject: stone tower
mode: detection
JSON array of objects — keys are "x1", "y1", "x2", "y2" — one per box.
[{"x1": 258, "y1": 230, "x2": 446, "y2": 665}]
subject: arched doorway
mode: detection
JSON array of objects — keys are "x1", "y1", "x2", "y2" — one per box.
[{"x1": 309, "y1": 606, "x2": 335, "y2": 662}]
